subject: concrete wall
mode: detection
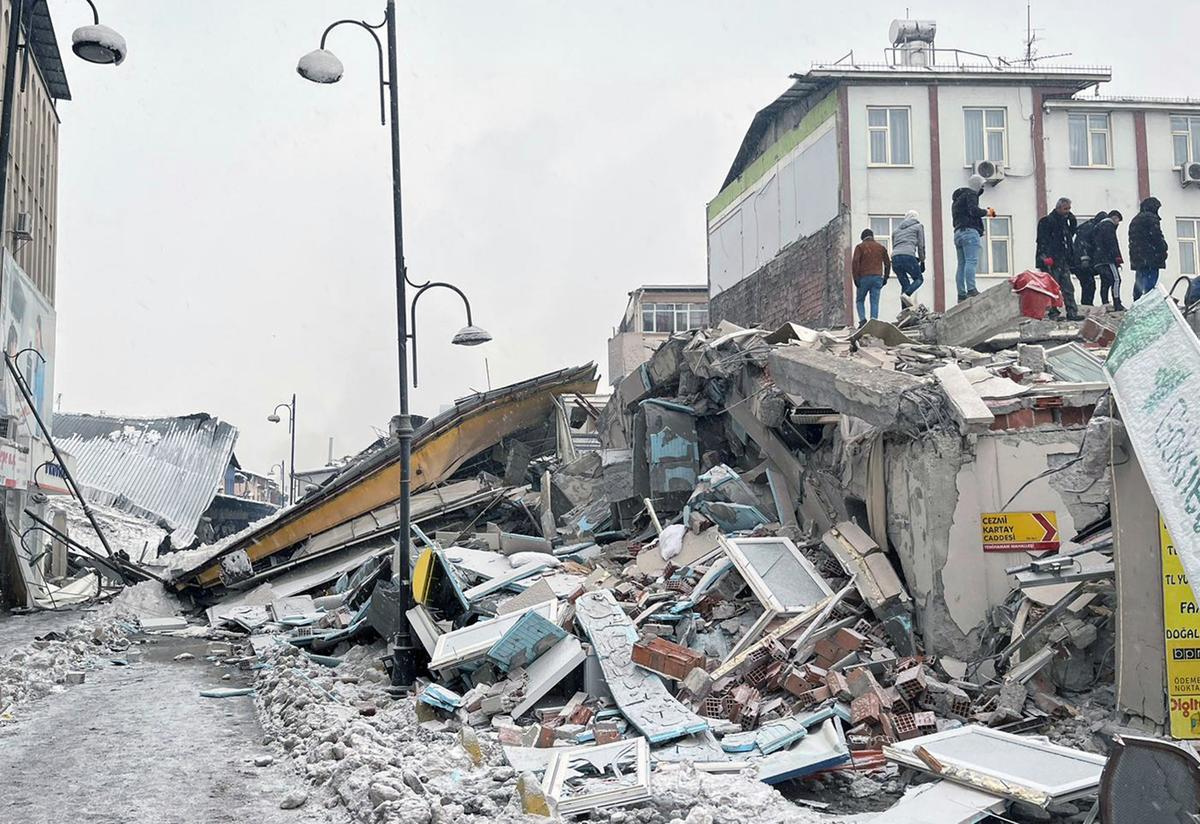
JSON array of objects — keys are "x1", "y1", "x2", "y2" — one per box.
[
  {"x1": 885, "y1": 426, "x2": 1106, "y2": 658},
  {"x1": 607, "y1": 330, "x2": 665, "y2": 387},
  {"x1": 708, "y1": 212, "x2": 848, "y2": 330},
  {"x1": 707, "y1": 102, "x2": 839, "y2": 298}
]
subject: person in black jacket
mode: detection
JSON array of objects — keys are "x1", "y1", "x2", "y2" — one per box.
[
  {"x1": 1128, "y1": 197, "x2": 1169, "y2": 300},
  {"x1": 951, "y1": 174, "x2": 994, "y2": 302},
  {"x1": 1091, "y1": 210, "x2": 1125, "y2": 310},
  {"x1": 1072, "y1": 211, "x2": 1108, "y2": 307},
  {"x1": 1036, "y1": 197, "x2": 1082, "y2": 321}
]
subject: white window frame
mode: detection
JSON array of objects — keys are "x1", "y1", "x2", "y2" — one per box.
[
  {"x1": 866, "y1": 106, "x2": 912, "y2": 167},
  {"x1": 868, "y1": 214, "x2": 905, "y2": 253},
  {"x1": 1171, "y1": 114, "x2": 1200, "y2": 168},
  {"x1": 640, "y1": 302, "x2": 708, "y2": 334},
  {"x1": 1068, "y1": 112, "x2": 1113, "y2": 168},
  {"x1": 964, "y1": 107, "x2": 1008, "y2": 167},
  {"x1": 1179, "y1": 218, "x2": 1200, "y2": 277},
  {"x1": 977, "y1": 215, "x2": 1013, "y2": 277}
]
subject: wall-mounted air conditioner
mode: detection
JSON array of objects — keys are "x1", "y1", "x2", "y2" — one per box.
[
  {"x1": 1181, "y1": 161, "x2": 1200, "y2": 187},
  {"x1": 972, "y1": 159, "x2": 1005, "y2": 186}
]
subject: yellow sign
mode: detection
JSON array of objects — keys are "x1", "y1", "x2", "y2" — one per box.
[
  {"x1": 1161, "y1": 520, "x2": 1200, "y2": 738},
  {"x1": 980, "y1": 511, "x2": 1060, "y2": 552},
  {"x1": 412, "y1": 547, "x2": 435, "y2": 605}
]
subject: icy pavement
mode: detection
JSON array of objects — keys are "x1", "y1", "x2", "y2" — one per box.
[{"x1": 0, "y1": 630, "x2": 341, "y2": 824}]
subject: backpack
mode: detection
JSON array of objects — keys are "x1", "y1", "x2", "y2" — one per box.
[{"x1": 1073, "y1": 219, "x2": 1098, "y2": 265}]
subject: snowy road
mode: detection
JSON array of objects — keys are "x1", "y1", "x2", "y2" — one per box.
[{"x1": 0, "y1": 630, "x2": 339, "y2": 824}]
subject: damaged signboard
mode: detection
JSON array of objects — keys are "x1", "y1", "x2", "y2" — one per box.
[{"x1": 1160, "y1": 518, "x2": 1200, "y2": 739}]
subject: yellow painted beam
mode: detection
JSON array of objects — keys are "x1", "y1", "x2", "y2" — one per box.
[{"x1": 189, "y1": 374, "x2": 596, "y2": 589}]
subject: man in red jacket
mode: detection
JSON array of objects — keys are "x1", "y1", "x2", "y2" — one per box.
[{"x1": 851, "y1": 228, "x2": 890, "y2": 326}]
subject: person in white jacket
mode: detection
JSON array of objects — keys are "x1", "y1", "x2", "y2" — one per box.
[{"x1": 890, "y1": 210, "x2": 926, "y2": 307}]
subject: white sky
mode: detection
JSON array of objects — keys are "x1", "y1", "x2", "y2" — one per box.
[{"x1": 46, "y1": 0, "x2": 1195, "y2": 478}]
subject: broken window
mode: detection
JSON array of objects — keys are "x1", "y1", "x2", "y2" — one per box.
[
  {"x1": 541, "y1": 737, "x2": 651, "y2": 815},
  {"x1": 722, "y1": 535, "x2": 834, "y2": 614}
]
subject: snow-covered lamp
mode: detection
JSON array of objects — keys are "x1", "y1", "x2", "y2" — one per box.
[
  {"x1": 451, "y1": 325, "x2": 492, "y2": 347},
  {"x1": 297, "y1": 49, "x2": 344, "y2": 84},
  {"x1": 71, "y1": 2, "x2": 126, "y2": 65}
]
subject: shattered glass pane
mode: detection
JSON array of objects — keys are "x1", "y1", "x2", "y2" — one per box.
[{"x1": 735, "y1": 540, "x2": 828, "y2": 610}]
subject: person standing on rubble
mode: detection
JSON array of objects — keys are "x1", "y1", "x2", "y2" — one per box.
[
  {"x1": 1036, "y1": 197, "x2": 1083, "y2": 322},
  {"x1": 1091, "y1": 210, "x2": 1125, "y2": 311},
  {"x1": 851, "y1": 228, "x2": 890, "y2": 326},
  {"x1": 1071, "y1": 210, "x2": 1108, "y2": 307},
  {"x1": 890, "y1": 210, "x2": 925, "y2": 308},
  {"x1": 951, "y1": 174, "x2": 994, "y2": 303},
  {"x1": 1129, "y1": 196, "x2": 1169, "y2": 300}
]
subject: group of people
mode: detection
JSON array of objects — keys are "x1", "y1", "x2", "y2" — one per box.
[{"x1": 849, "y1": 172, "x2": 1171, "y2": 326}]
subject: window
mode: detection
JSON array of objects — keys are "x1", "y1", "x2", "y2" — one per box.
[
  {"x1": 868, "y1": 215, "x2": 906, "y2": 252},
  {"x1": 1180, "y1": 219, "x2": 1200, "y2": 277},
  {"x1": 867, "y1": 107, "x2": 911, "y2": 166},
  {"x1": 1172, "y1": 115, "x2": 1200, "y2": 167},
  {"x1": 977, "y1": 216, "x2": 1012, "y2": 276},
  {"x1": 640, "y1": 302, "x2": 708, "y2": 334},
  {"x1": 1068, "y1": 113, "x2": 1111, "y2": 167},
  {"x1": 964, "y1": 107, "x2": 1007, "y2": 165}
]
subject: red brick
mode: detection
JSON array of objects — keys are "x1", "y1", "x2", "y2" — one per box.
[
  {"x1": 851, "y1": 691, "x2": 883, "y2": 725},
  {"x1": 833, "y1": 628, "x2": 868, "y2": 652},
  {"x1": 846, "y1": 668, "x2": 881, "y2": 698},
  {"x1": 631, "y1": 637, "x2": 705, "y2": 680}
]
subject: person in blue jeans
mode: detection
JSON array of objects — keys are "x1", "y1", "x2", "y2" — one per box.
[
  {"x1": 1128, "y1": 196, "x2": 1168, "y2": 301},
  {"x1": 950, "y1": 174, "x2": 995, "y2": 302},
  {"x1": 850, "y1": 228, "x2": 890, "y2": 326},
  {"x1": 890, "y1": 210, "x2": 925, "y2": 307}
]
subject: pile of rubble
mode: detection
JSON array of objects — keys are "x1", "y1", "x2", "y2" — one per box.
[{"x1": 152, "y1": 282, "x2": 1131, "y2": 821}]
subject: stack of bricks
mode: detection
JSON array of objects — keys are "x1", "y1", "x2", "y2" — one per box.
[
  {"x1": 812, "y1": 627, "x2": 869, "y2": 669},
  {"x1": 631, "y1": 636, "x2": 706, "y2": 680}
]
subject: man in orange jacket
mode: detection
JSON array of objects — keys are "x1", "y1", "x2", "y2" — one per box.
[{"x1": 851, "y1": 228, "x2": 890, "y2": 326}]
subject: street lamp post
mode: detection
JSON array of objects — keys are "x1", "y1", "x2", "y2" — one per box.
[
  {"x1": 267, "y1": 394, "x2": 296, "y2": 505},
  {"x1": 269, "y1": 460, "x2": 286, "y2": 507},
  {"x1": 298, "y1": 2, "x2": 490, "y2": 689}
]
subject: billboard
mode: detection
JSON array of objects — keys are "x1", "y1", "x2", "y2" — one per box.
[{"x1": 0, "y1": 248, "x2": 55, "y2": 448}]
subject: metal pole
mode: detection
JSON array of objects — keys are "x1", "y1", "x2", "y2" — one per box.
[
  {"x1": 0, "y1": 0, "x2": 22, "y2": 236},
  {"x1": 289, "y1": 392, "x2": 296, "y2": 505},
  {"x1": 386, "y1": 0, "x2": 416, "y2": 689}
]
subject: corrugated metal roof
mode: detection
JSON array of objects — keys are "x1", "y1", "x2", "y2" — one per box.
[{"x1": 52, "y1": 412, "x2": 238, "y2": 543}]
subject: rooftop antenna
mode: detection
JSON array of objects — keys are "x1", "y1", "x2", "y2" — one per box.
[{"x1": 1012, "y1": 3, "x2": 1071, "y2": 66}]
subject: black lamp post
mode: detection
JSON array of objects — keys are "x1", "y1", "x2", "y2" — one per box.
[
  {"x1": 298, "y1": 2, "x2": 490, "y2": 689},
  {"x1": 267, "y1": 395, "x2": 296, "y2": 505}
]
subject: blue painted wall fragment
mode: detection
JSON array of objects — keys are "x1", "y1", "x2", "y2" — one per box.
[{"x1": 485, "y1": 611, "x2": 567, "y2": 671}]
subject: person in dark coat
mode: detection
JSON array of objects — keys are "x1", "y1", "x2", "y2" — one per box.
[
  {"x1": 951, "y1": 174, "x2": 994, "y2": 302},
  {"x1": 850, "y1": 228, "x2": 890, "y2": 326},
  {"x1": 1091, "y1": 210, "x2": 1125, "y2": 310},
  {"x1": 1128, "y1": 197, "x2": 1169, "y2": 300},
  {"x1": 1035, "y1": 197, "x2": 1082, "y2": 321},
  {"x1": 1072, "y1": 211, "x2": 1108, "y2": 307}
]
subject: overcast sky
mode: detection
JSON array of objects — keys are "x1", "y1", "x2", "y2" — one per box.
[{"x1": 47, "y1": 0, "x2": 1194, "y2": 478}]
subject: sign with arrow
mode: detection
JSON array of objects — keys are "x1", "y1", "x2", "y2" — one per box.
[{"x1": 980, "y1": 511, "x2": 1060, "y2": 552}]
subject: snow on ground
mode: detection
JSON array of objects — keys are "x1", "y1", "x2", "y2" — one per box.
[
  {"x1": 159, "y1": 506, "x2": 288, "y2": 577},
  {"x1": 255, "y1": 643, "x2": 867, "y2": 824},
  {"x1": 47, "y1": 497, "x2": 166, "y2": 564}
]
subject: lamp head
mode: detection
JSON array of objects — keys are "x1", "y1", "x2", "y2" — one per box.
[
  {"x1": 452, "y1": 325, "x2": 492, "y2": 347},
  {"x1": 297, "y1": 49, "x2": 344, "y2": 84},
  {"x1": 267, "y1": 414, "x2": 282, "y2": 423},
  {"x1": 72, "y1": 24, "x2": 126, "y2": 65}
]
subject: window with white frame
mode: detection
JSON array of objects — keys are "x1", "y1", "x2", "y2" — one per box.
[
  {"x1": 1068, "y1": 113, "x2": 1111, "y2": 167},
  {"x1": 1172, "y1": 115, "x2": 1200, "y2": 167},
  {"x1": 964, "y1": 108, "x2": 1007, "y2": 166},
  {"x1": 1180, "y1": 218, "x2": 1200, "y2": 276},
  {"x1": 868, "y1": 215, "x2": 905, "y2": 252},
  {"x1": 867, "y1": 107, "x2": 911, "y2": 166},
  {"x1": 640, "y1": 302, "x2": 708, "y2": 334},
  {"x1": 976, "y1": 216, "x2": 1012, "y2": 276}
]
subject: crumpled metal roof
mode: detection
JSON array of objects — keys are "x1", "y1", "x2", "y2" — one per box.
[{"x1": 52, "y1": 412, "x2": 238, "y2": 544}]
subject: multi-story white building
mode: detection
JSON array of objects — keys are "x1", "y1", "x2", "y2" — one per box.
[
  {"x1": 707, "y1": 20, "x2": 1200, "y2": 329},
  {"x1": 607, "y1": 284, "x2": 708, "y2": 386}
]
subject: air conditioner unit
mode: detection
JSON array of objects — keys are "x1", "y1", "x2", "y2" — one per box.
[
  {"x1": 972, "y1": 159, "x2": 1005, "y2": 186},
  {"x1": 12, "y1": 212, "x2": 32, "y2": 241},
  {"x1": 1181, "y1": 161, "x2": 1200, "y2": 187}
]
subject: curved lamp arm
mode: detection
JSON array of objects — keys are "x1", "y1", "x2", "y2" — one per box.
[
  {"x1": 10, "y1": 346, "x2": 45, "y2": 384},
  {"x1": 82, "y1": 0, "x2": 101, "y2": 25},
  {"x1": 408, "y1": 282, "x2": 475, "y2": 387},
  {"x1": 319, "y1": 17, "x2": 388, "y2": 125},
  {"x1": 271, "y1": 401, "x2": 295, "y2": 431}
]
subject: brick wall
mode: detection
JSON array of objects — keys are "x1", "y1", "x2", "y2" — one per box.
[{"x1": 709, "y1": 212, "x2": 848, "y2": 330}]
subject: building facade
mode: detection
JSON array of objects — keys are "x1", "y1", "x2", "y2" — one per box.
[
  {"x1": 607, "y1": 285, "x2": 708, "y2": 387},
  {"x1": 707, "y1": 21, "x2": 1200, "y2": 329}
]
